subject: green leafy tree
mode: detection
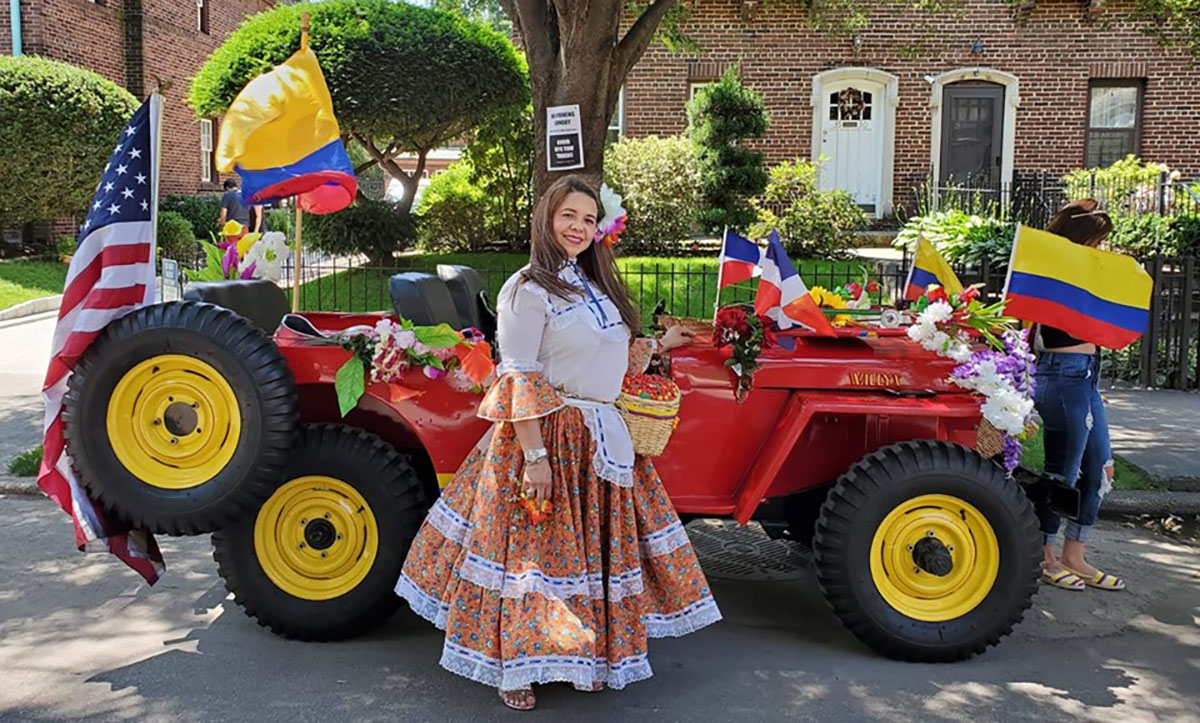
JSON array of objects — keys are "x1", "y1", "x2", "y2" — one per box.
[
  {"x1": 0, "y1": 56, "x2": 138, "y2": 230},
  {"x1": 427, "y1": 0, "x2": 513, "y2": 36},
  {"x1": 464, "y1": 100, "x2": 535, "y2": 246},
  {"x1": 687, "y1": 66, "x2": 770, "y2": 233},
  {"x1": 416, "y1": 160, "x2": 492, "y2": 251},
  {"x1": 190, "y1": 0, "x2": 528, "y2": 224}
]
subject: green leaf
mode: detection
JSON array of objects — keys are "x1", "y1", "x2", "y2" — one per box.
[
  {"x1": 414, "y1": 323, "x2": 461, "y2": 349},
  {"x1": 334, "y1": 355, "x2": 366, "y2": 418}
]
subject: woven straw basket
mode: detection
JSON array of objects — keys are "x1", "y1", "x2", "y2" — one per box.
[
  {"x1": 616, "y1": 375, "x2": 682, "y2": 457},
  {"x1": 976, "y1": 419, "x2": 1039, "y2": 459}
]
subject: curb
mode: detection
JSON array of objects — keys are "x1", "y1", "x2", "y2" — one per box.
[
  {"x1": 0, "y1": 476, "x2": 40, "y2": 497},
  {"x1": 0, "y1": 294, "x2": 62, "y2": 322},
  {"x1": 1100, "y1": 490, "x2": 1200, "y2": 517}
]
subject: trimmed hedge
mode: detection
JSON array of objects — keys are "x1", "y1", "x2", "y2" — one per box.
[{"x1": 0, "y1": 56, "x2": 138, "y2": 227}]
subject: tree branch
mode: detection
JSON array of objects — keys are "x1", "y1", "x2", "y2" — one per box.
[
  {"x1": 617, "y1": 0, "x2": 679, "y2": 77},
  {"x1": 354, "y1": 159, "x2": 379, "y2": 175}
]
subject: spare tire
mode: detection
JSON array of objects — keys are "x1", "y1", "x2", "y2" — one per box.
[{"x1": 63, "y1": 301, "x2": 299, "y2": 535}]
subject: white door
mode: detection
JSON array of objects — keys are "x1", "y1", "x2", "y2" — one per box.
[{"x1": 818, "y1": 81, "x2": 886, "y2": 216}]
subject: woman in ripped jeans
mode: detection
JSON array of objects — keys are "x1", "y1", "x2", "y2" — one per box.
[{"x1": 1035, "y1": 199, "x2": 1125, "y2": 592}]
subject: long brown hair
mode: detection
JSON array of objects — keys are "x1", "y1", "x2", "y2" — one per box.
[
  {"x1": 1045, "y1": 199, "x2": 1112, "y2": 247},
  {"x1": 518, "y1": 176, "x2": 642, "y2": 335}
]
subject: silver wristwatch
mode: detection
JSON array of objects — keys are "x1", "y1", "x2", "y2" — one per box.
[{"x1": 523, "y1": 447, "x2": 549, "y2": 465}]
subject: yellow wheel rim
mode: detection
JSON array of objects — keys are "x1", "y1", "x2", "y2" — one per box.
[
  {"x1": 254, "y1": 476, "x2": 378, "y2": 601},
  {"x1": 106, "y1": 354, "x2": 241, "y2": 490},
  {"x1": 869, "y1": 494, "x2": 999, "y2": 622}
]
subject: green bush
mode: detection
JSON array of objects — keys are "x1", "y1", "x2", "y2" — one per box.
[
  {"x1": 416, "y1": 161, "x2": 491, "y2": 252},
  {"x1": 750, "y1": 159, "x2": 867, "y2": 259},
  {"x1": 162, "y1": 194, "x2": 222, "y2": 239},
  {"x1": 687, "y1": 66, "x2": 770, "y2": 233},
  {"x1": 894, "y1": 209, "x2": 1015, "y2": 266},
  {"x1": 465, "y1": 97, "x2": 534, "y2": 246},
  {"x1": 307, "y1": 199, "x2": 414, "y2": 266},
  {"x1": 604, "y1": 135, "x2": 702, "y2": 255},
  {"x1": 0, "y1": 56, "x2": 138, "y2": 227},
  {"x1": 1170, "y1": 214, "x2": 1200, "y2": 256},
  {"x1": 1107, "y1": 213, "x2": 1175, "y2": 257},
  {"x1": 264, "y1": 206, "x2": 294, "y2": 237},
  {"x1": 1063, "y1": 156, "x2": 1168, "y2": 200},
  {"x1": 157, "y1": 211, "x2": 198, "y2": 262},
  {"x1": 7, "y1": 445, "x2": 42, "y2": 477}
]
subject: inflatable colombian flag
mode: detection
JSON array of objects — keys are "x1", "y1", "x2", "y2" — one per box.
[{"x1": 216, "y1": 47, "x2": 356, "y2": 214}]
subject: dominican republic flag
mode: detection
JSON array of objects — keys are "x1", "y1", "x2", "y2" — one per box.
[
  {"x1": 717, "y1": 228, "x2": 764, "y2": 289},
  {"x1": 37, "y1": 94, "x2": 165, "y2": 584},
  {"x1": 754, "y1": 230, "x2": 837, "y2": 336}
]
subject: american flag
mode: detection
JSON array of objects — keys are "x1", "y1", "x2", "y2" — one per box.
[{"x1": 37, "y1": 94, "x2": 165, "y2": 584}]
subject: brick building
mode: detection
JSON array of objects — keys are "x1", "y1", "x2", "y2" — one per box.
[
  {"x1": 1, "y1": 0, "x2": 273, "y2": 207},
  {"x1": 615, "y1": 0, "x2": 1200, "y2": 219}
]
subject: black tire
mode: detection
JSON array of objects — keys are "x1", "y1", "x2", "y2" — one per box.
[
  {"x1": 62, "y1": 302, "x2": 298, "y2": 535},
  {"x1": 813, "y1": 441, "x2": 1041, "y2": 662},
  {"x1": 212, "y1": 425, "x2": 428, "y2": 641}
]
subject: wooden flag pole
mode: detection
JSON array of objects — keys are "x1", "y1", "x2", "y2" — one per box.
[{"x1": 290, "y1": 11, "x2": 311, "y2": 313}]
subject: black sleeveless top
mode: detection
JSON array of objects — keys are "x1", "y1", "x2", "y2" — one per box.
[{"x1": 1040, "y1": 324, "x2": 1087, "y2": 349}]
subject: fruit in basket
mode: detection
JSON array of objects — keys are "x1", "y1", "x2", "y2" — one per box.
[{"x1": 622, "y1": 374, "x2": 680, "y2": 403}]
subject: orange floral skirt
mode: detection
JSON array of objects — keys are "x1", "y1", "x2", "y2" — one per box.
[{"x1": 395, "y1": 405, "x2": 721, "y2": 691}]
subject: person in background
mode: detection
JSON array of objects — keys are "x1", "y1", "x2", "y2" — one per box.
[
  {"x1": 218, "y1": 178, "x2": 263, "y2": 232},
  {"x1": 1035, "y1": 199, "x2": 1125, "y2": 593}
]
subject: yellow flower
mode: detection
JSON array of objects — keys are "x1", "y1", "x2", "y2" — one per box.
[
  {"x1": 220, "y1": 220, "x2": 245, "y2": 237},
  {"x1": 809, "y1": 286, "x2": 850, "y2": 326},
  {"x1": 237, "y1": 232, "x2": 262, "y2": 259}
]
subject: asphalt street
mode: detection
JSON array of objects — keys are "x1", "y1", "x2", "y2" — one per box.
[{"x1": 1, "y1": 495, "x2": 1198, "y2": 723}]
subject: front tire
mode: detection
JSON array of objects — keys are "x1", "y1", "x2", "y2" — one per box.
[
  {"x1": 813, "y1": 441, "x2": 1041, "y2": 662},
  {"x1": 212, "y1": 425, "x2": 428, "y2": 641}
]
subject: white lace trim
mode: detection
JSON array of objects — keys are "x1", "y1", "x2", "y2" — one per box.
[
  {"x1": 440, "y1": 641, "x2": 654, "y2": 691},
  {"x1": 457, "y1": 552, "x2": 644, "y2": 602},
  {"x1": 644, "y1": 596, "x2": 723, "y2": 639},
  {"x1": 395, "y1": 572, "x2": 449, "y2": 629},
  {"x1": 639, "y1": 520, "x2": 691, "y2": 558},
  {"x1": 425, "y1": 498, "x2": 472, "y2": 545},
  {"x1": 570, "y1": 401, "x2": 635, "y2": 488},
  {"x1": 496, "y1": 359, "x2": 544, "y2": 375}
]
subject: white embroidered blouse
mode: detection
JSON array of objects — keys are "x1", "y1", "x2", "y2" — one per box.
[{"x1": 480, "y1": 262, "x2": 656, "y2": 487}]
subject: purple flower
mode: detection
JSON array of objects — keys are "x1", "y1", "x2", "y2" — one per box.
[
  {"x1": 1002, "y1": 435, "x2": 1022, "y2": 472},
  {"x1": 221, "y1": 243, "x2": 238, "y2": 279},
  {"x1": 423, "y1": 365, "x2": 446, "y2": 380},
  {"x1": 239, "y1": 261, "x2": 257, "y2": 280}
]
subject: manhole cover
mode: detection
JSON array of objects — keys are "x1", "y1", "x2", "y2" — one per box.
[{"x1": 687, "y1": 520, "x2": 811, "y2": 581}]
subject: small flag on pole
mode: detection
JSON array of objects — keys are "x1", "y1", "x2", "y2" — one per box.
[
  {"x1": 1003, "y1": 225, "x2": 1151, "y2": 349},
  {"x1": 38, "y1": 95, "x2": 166, "y2": 584},
  {"x1": 903, "y1": 235, "x2": 963, "y2": 301},
  {"x1": 716, "y1": 228, "x2": 764, "y2": 290},
  {"x1": 754, "y1": 230, "x2": 837, "y2": 336}
]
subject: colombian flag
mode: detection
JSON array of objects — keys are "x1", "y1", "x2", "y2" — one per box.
[
  {"x1": 216, "y1": 47, "x2": 356, "y2": 214},
  {"x1": 1003, "y1": 225, "x2": 1152, "y2": 349},
  {"x1": 904, "y1": 235, "x2": 963, "y2": 301}
]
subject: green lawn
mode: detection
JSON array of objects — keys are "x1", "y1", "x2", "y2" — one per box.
[
  {"x1": 0, "y1": 260, "x2": 68, "y2": 311},
  {"x1": 1020, "y1": 426, "x2": 1158, "y2": 491},
  {"x1": 295, "y1": 253, "x2": 874, "y2": 321}
]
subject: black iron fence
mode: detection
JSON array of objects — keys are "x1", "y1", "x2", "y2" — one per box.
[{"x1": 912, "y1": 170, "x2": 1200, "y2": 230}]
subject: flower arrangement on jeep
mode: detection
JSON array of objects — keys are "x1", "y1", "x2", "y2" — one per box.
[
  {"x1": 184, "y1": 220, "x2": 291, "y2": 283},
  {"x1": 713, "y1": 305, "x2": 777, "y2": 402}
]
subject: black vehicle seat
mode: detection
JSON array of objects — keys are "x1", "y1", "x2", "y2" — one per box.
[
  {"x1": 388, "y1": 272, "x2": 461, "y2": 327},
  {"x1": 182, "y1": 279, "x2": 290, "y2": 334},
  {"x1": 437, "y1": 264, "x2": 496, "y2": 340}
]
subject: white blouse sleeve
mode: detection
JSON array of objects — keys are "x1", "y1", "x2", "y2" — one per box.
[{"x1": 495, "y1": 276, "x2": 549, "y2": 375}]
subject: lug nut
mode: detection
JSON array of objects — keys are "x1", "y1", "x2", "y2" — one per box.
[
  {"x1": 336, "y1": 533, "x2": 343, "y2": 541},
  {"x1": 320, "y1": 552, "x2": 327, "y2": 558},
  {"x1": 153, "y1": 419, "x2": 161, "y2": 426},
  {"x1": 298, "y1": 542, "x2": 306, "y2": 549},
  {"x1": 324, "y1": 513, "x2": 331, "y2": 520},
  {"x1": 300, "y1": 518, "x2": 307, "y2": 525},
  {"x1": 169, "y1": 438, "x2": 178, "y2": 445},
  {"x1": 192, "y1": 402, "x2": 200, "y2": 409},
  {"x1": 926, "y1": 530, "x2": 935, "y2": 537},
  {"x1": 906, "y1": 544, "x2": 914, "y2": 551}
]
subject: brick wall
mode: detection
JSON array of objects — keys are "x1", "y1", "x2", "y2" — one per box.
[
  {"x1": 2, "y1": 0, "x2": 271, "y2": 215},
  {"x1": 622, "y1": 0, "x2": 1200, "y2": 213}
]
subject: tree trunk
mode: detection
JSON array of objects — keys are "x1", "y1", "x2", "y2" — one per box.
[{"x1": 502, "y1": 0, "x2": 679, "y2": 199}]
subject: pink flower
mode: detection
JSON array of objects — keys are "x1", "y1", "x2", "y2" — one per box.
[
  {"x1": 393, "y1": 330, "x2": 416, "y2": 349},
  {"x1": 423, "y1": 365, "x2": 446, "y2": 380},
  {"x1": 221, "y1": 244, "x2": 238, "y2": 279},
  {"x1": 239, "y1": 261, "x2": 257, "y2": 280}
]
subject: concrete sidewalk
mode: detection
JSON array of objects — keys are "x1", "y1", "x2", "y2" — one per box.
[{"x1": 1104, "y1": 388, "x2": 1200, "y2": 484}]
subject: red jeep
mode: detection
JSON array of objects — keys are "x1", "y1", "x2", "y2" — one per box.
[{"x1": 62, "y1": 269, "x2": 1047, "y2": 663}]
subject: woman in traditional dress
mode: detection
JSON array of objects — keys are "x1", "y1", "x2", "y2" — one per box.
[{"x1": 395, "y1": 175, "x2": 721, "y2": 710}]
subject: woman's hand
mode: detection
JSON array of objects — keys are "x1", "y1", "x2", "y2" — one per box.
[
  {"x1": 523, "y1": 459, "x2": 552, "y2": 503},
  {"x1": 658, "y1": 325, "x2": 695, "y2": 351}
]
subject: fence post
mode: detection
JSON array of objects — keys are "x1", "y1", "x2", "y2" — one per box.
[
  {"x1": 1158, "y1": 170, "x2": 1168, "y2": 216},
  {"x1": 1141, "y1": 256, "x2": 1164, "y2": 387},
  {"x1": 1183, "y1": 257, "x2": 1196, "y2": 390}
]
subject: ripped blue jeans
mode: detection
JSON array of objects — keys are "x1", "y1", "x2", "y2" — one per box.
[{"x1": 1033, "y1": 352, "x2": 1113, "y2": 545}]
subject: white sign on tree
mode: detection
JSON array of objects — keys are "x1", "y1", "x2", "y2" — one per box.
[{"x1": 546, "y1": 104, "x2": 585, "y2": 171}]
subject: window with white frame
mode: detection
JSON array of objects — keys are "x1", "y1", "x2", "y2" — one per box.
[
  {"x1": 689, "y1": 82, "x2": 713, "y2": 102},
  {"x1": 197, "y1": 0, "x2": 210, "y2": 34},
  {"x1": 606, "y1": 87, "x2": 625, "y2": 145},
  {"x1": 200, "y1": 119, "x2": 214, "y2": 184},
  {"x1": 1086, "y1": 80, "x2": 1142, "y2": 168}
]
